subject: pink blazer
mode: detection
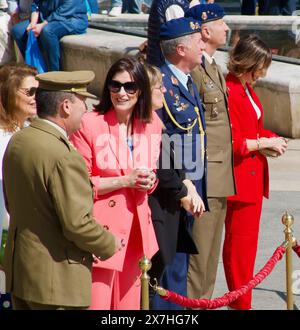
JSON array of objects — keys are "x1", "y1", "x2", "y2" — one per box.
[
  {"x1": 70, "y1": 109, "x2": 162, "y2": 271},
  {"x1": 226, "y1": 73, "x2": 277, "y2": 203}
]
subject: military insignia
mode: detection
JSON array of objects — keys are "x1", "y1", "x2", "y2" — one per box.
[
  {"x1": 171, "y1": 75, "x2": 179, "y2": 86},
  {"x1": 211, "y1": 107, "x2": 218, "y2": 119},
  {"x1": 190, "y1": 21, "x2": 200, "y2": 30},
  {"x1": 206, "y1": 81, "x2": 214, "y2": 89},
  {"x1": 202, "y1": 12, "x2": 208, "y2": 20},
  {"x1": 180, "y1": 102, "x2": 188, "y2": 110},
  {"x1": 173, "y1": 94, "x2": 181, "y2": 108},
  {"x1": 169, "y1": 89, "x2": 174, "y2": 97}
]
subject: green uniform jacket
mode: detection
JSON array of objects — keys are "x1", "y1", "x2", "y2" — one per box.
[
  {"x1": 3, "y1": 118, "x2": 116, "y2": 307},
  {"x1": 192, "y1": 58, "x2": 236, "y2": 197}
]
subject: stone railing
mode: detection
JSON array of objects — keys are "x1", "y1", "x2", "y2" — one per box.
[{"x1": 60, "y1": 14, "x2": 300, "y2": 137}]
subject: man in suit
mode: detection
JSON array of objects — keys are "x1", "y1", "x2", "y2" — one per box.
[
  {"x1": 185, "y1": 4, "x2": 236, "y2": 301},
  {"x1": 151, "y1": 17, "x2": 207, "y2": 309},
  {"x1": 3, "y1": 70, "x2": 121, "y2": 310}
]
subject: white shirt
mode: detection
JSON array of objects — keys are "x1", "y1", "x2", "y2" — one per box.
[
  {"x1": 202, "y1": 50, "x2": 214, "y2": 65},
  {"x1": 41, "y1": 119, "x2": 68, "y2": 138},
  {"x1": 245, "y1": 86, "x2": 261, "y2": 120}
]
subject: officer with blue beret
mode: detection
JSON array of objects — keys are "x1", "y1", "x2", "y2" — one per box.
[
  {"x1": 150, "y1": 17, "x2": 208, "y2": 310},
  {"x1": 185, "y1": 2, "x2": 237, "y2": 307}
]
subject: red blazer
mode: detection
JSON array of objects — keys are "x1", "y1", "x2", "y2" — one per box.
[
  {"x1": 226, "y1": 73, "x2": 277, "y2": 203},
  {"x1": 70, "y1": 109, "x2": 162, "y2": 271}
]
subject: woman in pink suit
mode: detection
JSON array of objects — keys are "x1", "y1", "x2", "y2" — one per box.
[
  {"x1": 222, "y1": 35, "x2": 288, "y2": 310},
  {"x1": 70, "y1": 57, "x2": 162, "y2": 310}
]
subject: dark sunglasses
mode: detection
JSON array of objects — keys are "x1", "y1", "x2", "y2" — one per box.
[
  {"x1": 108, "y1": 80, "x2": 138, "y2": 94},
  {"x1": 19, "y1": 87, "x2": 37, "y2": 97}
]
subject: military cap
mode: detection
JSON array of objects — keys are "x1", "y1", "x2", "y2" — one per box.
[
  {"x1": 160, "y1": 17, "x2": 201, "y2": 40},
  {"x1": 36, "y1": 70, "x2": 97, "y2": 99},
  {"x1": 185, "y1": 3, "x2": 225, "y2": 23}
]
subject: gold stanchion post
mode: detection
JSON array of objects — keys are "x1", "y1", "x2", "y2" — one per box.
[
  {"x1": 282, "y1": 211, "x2": 294, "y2": 310},
  {"x1": 139, "y1": 255, "x2": 152, "y2": 310}
]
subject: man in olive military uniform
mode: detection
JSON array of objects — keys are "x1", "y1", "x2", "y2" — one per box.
[
  {"x1": 152, "y1": 17, "x2": 207, "y2": 310},
  {"x1": 185, "y1": 4, "x2": 236, "y2": 300},
  {"x1": 3, "y1": 71, "x2": 121, "y2": 310}
]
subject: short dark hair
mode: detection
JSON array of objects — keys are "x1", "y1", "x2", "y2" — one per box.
[
  {"x1": 95, "y1": 57, "x2": 152, "y2": 123},
  {"x1": 228, "y1": 34, "x2": 272, "y2": 76},
  {"x1": 36, "y1": 90, "x2": 76, "y2": 118}
]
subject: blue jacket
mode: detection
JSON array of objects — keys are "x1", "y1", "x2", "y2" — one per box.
[
  {"x1": 159, "y1": 64, "x2": 208, "y2": 209},
  {"x1": 31, "y1": 0, "x2": 88, "y2": 33},
  {"x1": 147, "y1": 0, "x2": 190, "y2": 67}
]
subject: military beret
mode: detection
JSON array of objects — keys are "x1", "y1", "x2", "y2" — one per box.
[
  {"x1": 160, "y1": 17, "x2": 201, "y2": 40},
  {"x1": 185, "y1": 3, "x2": 225, "y2": 23},
  {"x1": 36, "y1": 70, "x2": 97, "y2": 99}
]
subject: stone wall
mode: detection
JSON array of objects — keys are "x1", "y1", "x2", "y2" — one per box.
[{"x1": 61, "y1": 25, "x2": 300, "y2": 138}]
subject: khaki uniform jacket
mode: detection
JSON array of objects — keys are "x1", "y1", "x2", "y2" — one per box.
[
  {"x1": 192, "y1": 58, "x2": 236, "y2": 197},
  {"x1": 3, "y1": 118, "x2": 116, "y2": 307}
]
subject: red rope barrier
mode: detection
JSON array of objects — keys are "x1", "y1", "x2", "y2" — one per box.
[
  {"x1": 159, "y1": 245, "x2": 286, "y2": 309},
  {"x1": 293, "y1": 244, "x2": 300, "y2": 257}
]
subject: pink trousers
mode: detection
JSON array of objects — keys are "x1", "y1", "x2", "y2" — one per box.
[{"x1": 90, "y1": 216, "x2": 144, "y2": 310}]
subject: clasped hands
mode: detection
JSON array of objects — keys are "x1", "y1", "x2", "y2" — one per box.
[
  {"x1": 26, "y1": 22, "x2": 47, "y2": 37},
  {"x1": 125, "y1": 168, "x2": 156, "y2": 191},
  {"x1": 259, "y1": 136, "x2": 288, "y2": 157}
]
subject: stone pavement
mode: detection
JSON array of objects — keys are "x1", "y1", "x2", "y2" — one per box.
[{"x1": 213, "y1": 139, "x2": 300, "y2": 310}]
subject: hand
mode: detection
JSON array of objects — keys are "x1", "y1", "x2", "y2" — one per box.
[
  {"x1": 260, "y1": 137, "x2": 288, "y2": 156},
  {"x1": 182, "y1": 179, "x2": 205, "y2": 216},
  {"x1": 180, "y1": 194, "x2": 205, "y2": 217},
  {"x1": 26, "y1": 22, "x2": 36, "y2": 31},
  {"x1": 114, "y1": 237, "x2": 125, "y2": 253},
  {"x1": 125, "y1": 168, "x2": 156, "y2": 191},
  {"x1": 31, "y1": 23, "x2": 45, "y2": 37}
]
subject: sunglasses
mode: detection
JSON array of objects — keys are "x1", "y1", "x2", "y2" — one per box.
[
  {"x1": 108, "y1": 80, "x2": 138, "y2": 94},
  {"x1": 19, "y1": 87, "x2": 37, "y2": 97}
]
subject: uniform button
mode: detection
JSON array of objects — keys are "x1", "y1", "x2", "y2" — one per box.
[
  {"x1": 188, "y1": 118, "x2": 191, "y2": 122},
  {"x1": 103, "y1": 225, "x2": 109, "y2": 230},
  {"x1": 214, "y1": 97, "x2": 218, "y2": 102},
  {"x1": 251, "y1": 171, "x2": 255, "y2": 176},
  {"x1": 108, "y1": 200, "x2": 116, "y2": 207}
]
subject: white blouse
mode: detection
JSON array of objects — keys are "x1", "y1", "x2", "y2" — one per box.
[{"x1": 245, "y1": 86, "x2": 261, "y2": 120}]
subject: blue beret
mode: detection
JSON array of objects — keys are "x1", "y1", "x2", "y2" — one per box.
[
  {"x1": 185, "y1": 3, "x2": 225, "y2": 23},
  {"x1": 160, "y1": 17, "x2": 201, "y2": 40}
]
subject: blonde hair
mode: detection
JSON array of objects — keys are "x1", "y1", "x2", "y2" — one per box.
[
  {"x1": 144, "y1": 64, "x2": 162, "y2": 90},
  {"x1": 227, "y1": 34, "x2": 272, "y2": 76}
]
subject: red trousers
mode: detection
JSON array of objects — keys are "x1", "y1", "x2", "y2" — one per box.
[{"x1": 222, "y1": 198, "x2": 263, "y2": 310}]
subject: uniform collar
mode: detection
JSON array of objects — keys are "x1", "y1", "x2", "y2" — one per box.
[
  {"x1": 40, "y1": 119, "x2": 68, "y2": 138},
  {"x1": 165, "y1": 60, "x2": 189, "y2": 90}
]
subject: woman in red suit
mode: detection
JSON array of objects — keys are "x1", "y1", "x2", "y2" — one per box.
[{"x1": 223, "y1": 34, "x2": 288, "y2": 310}]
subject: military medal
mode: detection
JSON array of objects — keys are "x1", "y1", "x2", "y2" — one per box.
[{"x1": 171, "y1": 75, "x2": 179, "y2": 86}]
